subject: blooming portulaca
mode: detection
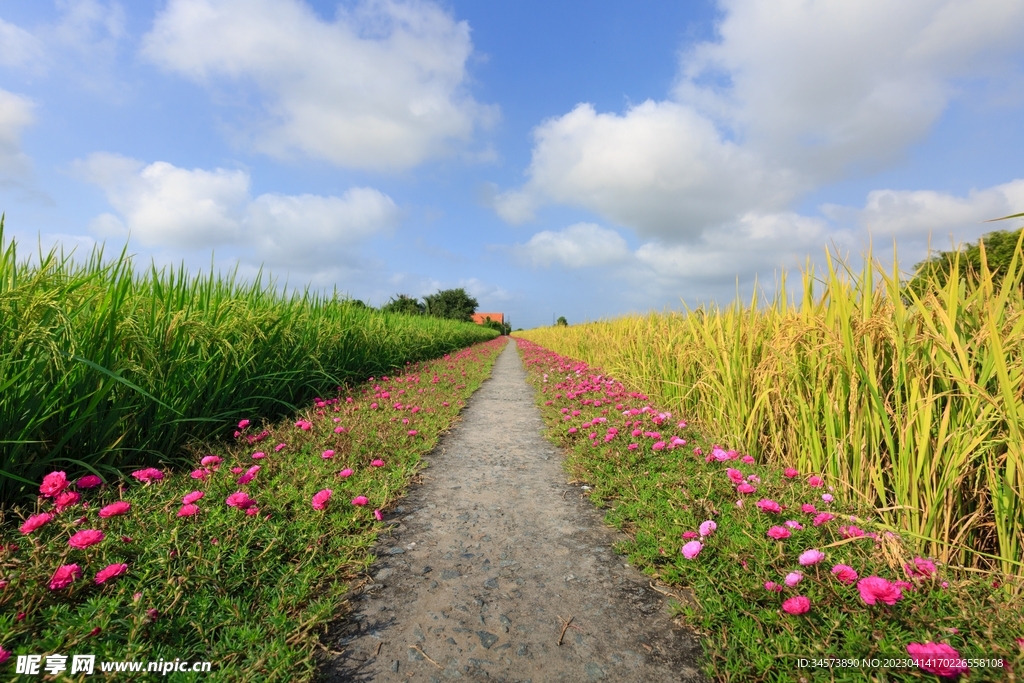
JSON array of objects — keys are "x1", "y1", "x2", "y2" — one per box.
[
  {"x1": 699, "y1": 520, "x2": 716, "y2": 537},
  {"x1": 681, "y1": 541, "x2": 703, "y2": 559}
]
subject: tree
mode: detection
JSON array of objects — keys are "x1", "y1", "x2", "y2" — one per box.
[
  {"x1": 423, "y1": 288, "x2": 478, "y2": 321},
  {"x1": 905, "y1": 226, "x2": 1024, "y2": 297},
  {"x1": 556, "y1": 316, "x2": 568, "y2": 326},
  {"x1": 381, "y1": 294, "x2": 425, "y2": 315},
  {"x1": 481, "y1": 318, "x2": 510, "y2": 335}
]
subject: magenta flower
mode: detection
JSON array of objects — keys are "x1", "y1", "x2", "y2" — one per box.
[
  {"x1": 252, "y1": 451, "x2": 265, "y2": 459},
  {"x1": 295, "y1": 420, "x2": 312, "y2": 430},
  {"x1": 237, "y1": 465, "x2": 260, "y2": 485},
  {"x1": 756, "y1": 499, "x2": 782, "y2": 513},
  {"x1": 906, "y1": 642, "x2": 968, "y2": 678},
  {"x1": 798, "y1": 549, "x2": 825, "y2": 566},
  {"x1": 95, "y1": 563, "x2": 128, "y2": 585},
  {"x1": 339, "y1": 468, "x2": 354, "y2": 478},
  {"x1": 177, "y1": 504, "x2": 200, "y2": 517},
  {"x1": 681, "y1": 540, "x2": 703, "y2": 559},
  {"x1": 68, "y1": 529, "x2": 105, "y2": 549},
  {"x1": 190, "y1": 468, "x2": 209, "y2": 480},
  {"x1": 40, "y1": 471, "x2": 69, "y2": 498},
  {"x1": 131, "y1": 468, "x2": 164, "y2": 483},
  {"x1": 812, "y1": 512, "x2": 834, "y2": 526},
  {"x1": 831, "y1": 564, "x2": 859, "y2": 585},
  {"x1": 274, "y1": 443, "x2": 287, "y2": 452},
  {"x1": 321, "y1": 450, "x2": 335, "y2": 459},
  {"x1": 699, "y1": 520, "x2": 716, "y2": 537},
  {"x1": 374, "y1": 509, "x2": 384, "y2": 521},
  {"x1": 726, "y1": 468, "x2": 744, "y2": 483},
  {"x1": 98, "y1": 501, "x2": 130, "y2": 518},
  {"x1": 652, "y1": 441, "x2": 666, "y2": 451},
  {"x1": 312, "y1": 489, "x2": 332, "y2": 510},
  {"x1": 371, "y1": 459, "x2": 385, "y2": 467},
  {"x1": 245, "y1": 507, "x2": 260, "y2": 516},
  {"x1": 839, "y1": 525, "x2": 864, "y2": 538},
  {"x1": 782, "y1": 596, "x2": 810, "y2": 615},
  {"x1": 54, "y1": 491, "x2": 81, "y2": 511},
  {"x1": 821, "y1": 493, "x2": 834, "y2": 502},
  {"x1": 183, "y1": 491, "x2": 204, "y2": 505},
  {"x1": 19, "y1": 512, "x2": 54, "y2": 535},
  {"x1": 784, "y1": 520, "x2": 803, "y2": 530},
  {"x1": 764, "y1": 581, "x2": 783, "y2": 592},
  {"x1": 785, "y1": 571, "x2": 803, "y2": 587},
  {"x1": 0, "y1": 646, "x2": 9, "y2": 666},
  {"x1": 351, "y1": 495, "x2": 369, "y2": 506},
  {"x1": 238, "y1": 419, "x2": 250, "y2": 429},
  {"x1": 76, "y1": 474, "x2": 103, "y2": 489},
  {"x1": 201, "y1": 455, "x2": 222, "y2": 469},
  {"x1": 801, "y1": 503, "x2": 817, "y2": 514},
  {"x1": 767, "y1": 526, "x2": 791, "y2": 540},
  {"x1": 682, "y1": 531, "x2": 699, "y2": 539},
  {"x1": 741, "y1": 455, "x2": 755, "y2": 464},
  {"x1": 904, "y1": 557, "x2": 938, "y2": 580},
  {"x1": 226, "y1": 491, "x2": 256, "y2": 509},
  {"x1": 49, "y1": 563, "x2": 82, "y2": 590},
  {"x1": 857, "y1": 576, "x2": 903, "y2": 605},
  {"x1": 807, "y1": 475, "x2": 824, "y2": 487},
  {"x1": 736, "y1": 483, "x2": 756, "y2": 494},
  {"x1": 783, "y1": 467, "x2": 799, "y2": 478}
]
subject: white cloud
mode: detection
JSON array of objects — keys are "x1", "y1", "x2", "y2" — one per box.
[
  {"x1": 496, "y1": 1, "x2": 1024, "y2": 242},
  {"x1": 73, "y1": 153, "x2": 401, "y2": 265},
  {"x1": 141, "y1": 0, "x2": 496, "y2": 170},
  {"x1": 0, "y1": 89, "x2": 35, "y2": 186},
  {"x1": 0, "y1": 17, "x2": 45, "y2": 69},
  {"x1": 514, "y1": 222, "x2": 630, "y2": 269}
]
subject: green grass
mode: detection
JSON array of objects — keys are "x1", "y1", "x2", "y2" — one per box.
[
  {"x1": 0, "y1": 217, "x2": 498, "y2": 506},
  {"x1": 517, "y1": 338, "x2": 1024, "y2": 682},
  {"x1": 1, "y1": 337, "x2": 507, "y2": 681}
]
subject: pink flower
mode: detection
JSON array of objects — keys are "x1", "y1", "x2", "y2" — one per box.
[
  {"x1": 699, "y1": 520, "x2": 716, "y2": 537},
  {"x1": 839, "y1": 525, "x2": 864, "y2": 538},
  {"x1": 131, "y1": 468, "x2": 164, "y2": 483},
  {"x1": 238, "y1": 419, "x2": 250, "y2": 429},
  {"x1": 783, "y1": 467, "x2": 799, "y2": 478},
  {"x1": 808, "y1": 475, "x2": 824, "y2": 487},
  {"x1": 831, "y1": 564, "x2": 859, "y2": 585},
  {"x1": 339, "y1": 468, "x2": 354, "y2": 478},
  {"x1": 652, "y1": 441, "x2": 666, "y2": 451},
  {"x1": 798, "y1": 549, "x2": 825, "y2": 566},
  {"x1": 76, "y1": 474, "x2": 103, "y2": 489},
  {"x1": 784, "y1": 520, "x2": 803, "y2": 530},
  {"x1": 857, "y1": 576, "x2": 903, "y2": 605},
  {"x1": 49, "y1": 563, "x2": 81, "y2": 590},
  {"x1": 785, "y1": 571, "x2": 803, "y2": 587},
  {"x1": 726, "y1": 468, "x2": 744, "y2": 483},
  {"x1": 226, "y1": 491, "x2": 255, "y2": 509},
  {"x1": 764, "y1": 581, "x2": 783, "y2": 592},
  {"x1": 821, "y1": 493, "x2": 834, "y2": 502},
  {"x1": 237, "y1": 465, "x2": 260, "y2": 485},
  {"x1": 295, "y1": 420, "x2": 312, "y2": 430},
  {"x1": 767, "y1": 526, "x2": 791, "y2": 540},
  {"x1": 801, "y1": 503, "x2": 817, "y2": 514},
  {"x1": 736, "y1": 483, "x2": 756, "y2": 495},
  {"x1": 68, "y1": 529, "x2": 105, "y2": 549},
  {"x1": 371, "y1": 459, "x2": 385, "y2": 467},
  {"x1": 906, "y1": 642, "x2": 968, "y2": 678},
  {"x1": 20, "y1": 512, "x2": 54, "y2": 535},
  {"x1": 904, "y1": 557, "x2": 938, "y2": 580},
  {"x1": 681, "y1": 540, "x2": 703, "y2": 559},
  {"x1": 40, "y1": 471, "x2": 69, "y2": 498},
  {"x1": 99, "y1": 501, "x2": 130, "y2": 518},
  {"x1": 0, "y1": 646, "x2": 9, "y2": 666},
  {"x1": 812, "y1": 512, "x2": 834, "y2": 526},
  {"x1": 201, "y1": 455, "x2": 222, "y2": 469},
  {"x1": 183, "y1": 491, "x2": 204, "y2": 505},
  {"x1": 245, "y1": 506, "x2": 260, "y2": 516},
  {"x1": 351, "y1": 496, "x2": 369, "y2": 506},
  {"x1": 321, "y1": 450, "x2": 335, "y2": 459},
  {"x1": 95, "y1": 563, "x2": 128, "y2": 585},
  {"x1": 177, "y1": 504, "x2": 200, "y2": 517},
  {"x1": 252, "y1": 451, "x2": 266, "y2": 459},
  {"x1": 682, "y1": 531, "x2": 699, "y2": 539},
  {"x1": 275, "y1": 443, "x2": 287, "y2": 452},
  {"x1": 782, "y1": 596, "x2": 810, "y2": 615},
  {"x1": 190, "y1": 468, "x2": 209, "y2": 480},
  {"x1": 741, "y1": 455, "x2": 755, "y2": 464},
  {"x1": 312, "y1": 489, "x2": 332, "y2": 510},
  {"x1": 756, "y1": 499, "x2": 782, "y2": 513},
  {"x1": 54, "y1": 491, "x2": 81, "y2": 511},
  {"x1": 374, "y1": 509, "x2": 384, "y2": 521}
]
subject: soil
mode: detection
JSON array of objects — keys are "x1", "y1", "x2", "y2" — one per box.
[{"x1": 317, "y1": 339, "x2": 705, "y2": 682}]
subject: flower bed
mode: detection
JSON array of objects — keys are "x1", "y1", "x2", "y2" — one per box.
[
  {"x1": 0, "y1": 337, "x2": 507, "y2": 680},
  {"x1": 517, "y1": 338, "x2": 1023, "y2": 682}
]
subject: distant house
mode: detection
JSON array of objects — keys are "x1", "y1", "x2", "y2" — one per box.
[{"x1": 471, "y1": 312, "x2": 504, "y2": 325}]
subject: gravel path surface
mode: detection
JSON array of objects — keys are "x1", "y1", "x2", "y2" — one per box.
[{"x1": 318, "y1": 340, "x2": 704, "y2": 682}]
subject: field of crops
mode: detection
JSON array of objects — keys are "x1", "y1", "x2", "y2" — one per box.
[
  {"x1": 520, "y1": 243, "x2": 1024, "y2": 579},
  {"x1": 0, "y1": 219, "x2": 498, "y2": 507}
]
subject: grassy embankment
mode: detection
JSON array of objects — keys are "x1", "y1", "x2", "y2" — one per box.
[{"x1": 0, "y1": 216, "x2": 506, "y2": 679}]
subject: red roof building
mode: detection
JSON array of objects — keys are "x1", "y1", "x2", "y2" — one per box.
[{"x1": 471, "y1": 312, "x2": 504, "y2": 325}]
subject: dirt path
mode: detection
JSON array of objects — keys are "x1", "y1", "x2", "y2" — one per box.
[{"x1": 318, "y1": 340, "x2": 704, "y2": 682}]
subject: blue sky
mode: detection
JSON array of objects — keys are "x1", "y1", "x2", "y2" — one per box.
[{"x1": 2, "y1": 0, "x2": 1023, "y2": 329}]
